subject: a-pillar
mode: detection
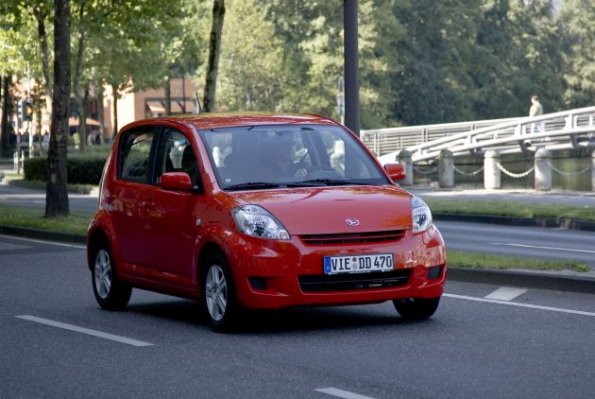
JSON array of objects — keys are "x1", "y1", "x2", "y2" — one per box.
[
  {"x1": 484, "y1": 150, "x2": 501, "y2": 189},
  {"x1": 535, "y1": 147, "x2": 552, "y2": 191},
  {"x1": 438, "y1": 149, "x2": 454, "y2": 188},
  {"x1": 396, "y1": 149, "x2": 413, "y2": 186}
]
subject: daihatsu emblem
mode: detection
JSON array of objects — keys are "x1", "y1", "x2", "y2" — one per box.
[{"x1": 345, "y1": 217, "x2": 360, "y2": 227}]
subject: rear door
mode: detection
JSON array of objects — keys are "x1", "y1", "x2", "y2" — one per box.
[{"x1": 111, "y1": 125, "x2": 157, "y2": 268}]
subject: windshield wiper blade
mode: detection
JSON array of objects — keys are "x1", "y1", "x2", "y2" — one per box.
[
  {"x1": 225, "y1": 182, "x2": 282, "y2": 191},
  {"x1": 298, "y1": 179, "x2": 358, "y2": 186}
]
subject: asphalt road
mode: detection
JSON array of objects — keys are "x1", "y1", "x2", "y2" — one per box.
[
  {"x1": 435, "y1": 220, "x2": 595, "y2": 268},
  {"x1": 1, "y1": 235, "x2": 595, "y2": 399},
  {"x1": 1, "y1": 182, "x2": 594, "y2": 271}
]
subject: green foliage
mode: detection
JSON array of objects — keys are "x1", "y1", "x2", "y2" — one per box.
[
  {"x1": 1, "y1": 0, "x2": 592, "y2": 133},
  {"x1": 559, "y1": 0, "x2": 595, "y2": 107},
  {"x1": 23, "y1": 153, "x2": 108, "y2": 185}
]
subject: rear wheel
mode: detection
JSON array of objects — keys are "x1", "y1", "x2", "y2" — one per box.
[
  {"x1": 201, "y1": 253, "x2": 240, "y2": 332},
  {"x1": 393, "y1": 297, "x2": 440, "y2": 320},
  {"x1": 91, "y1": 242, "x2": 132, "y2": 310}
]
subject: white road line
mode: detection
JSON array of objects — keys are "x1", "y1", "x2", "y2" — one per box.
[
  {"x1": 484, "y1": 287, "x2": 527, "y2": 301},
  {"x1": 444, "y1": 294, "x2": 595, "y2": 317},
  {"x1": 0, "y1": 234, "x2": 85, "y2": 249},
  {"x1": 315, "y1": 388, "x2": 377, "y2": 399},
  {"x1": 490, "y1": 242, "x2": 595, "y2": 255},
  {"x1": 15, "y1": 315, "x2": 153, "y2": 347}
]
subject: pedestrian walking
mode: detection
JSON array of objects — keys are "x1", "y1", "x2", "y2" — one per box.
[{"x1": 529, "y1": 95, "x2": 544, "y2": 133}]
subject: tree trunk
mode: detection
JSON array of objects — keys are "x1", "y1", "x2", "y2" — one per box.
[
  {"x1": 33, "y1": 5, "x2": 53, "y2": 114},
  {"x1": 1, "y1": 76, "x2": 13, "y2": 158},
  {"x1": 45, "y1": 0, "x2": 71, "y2": 218},
  {"x1": 203, "y1": 0, "x2": 226, "y2": 112},
  {"x1": 98, "y1": 84, "x2": 105, "y2": 144},
  {"x1": 165, "y1": 75, "x2": 171, "y2": 115},
  {"x1": 112, "y1": 84, "x2": 119, "y2": 137},
  {"x1": 73, "y1": 2, "x2": 87, "y2": 152}
]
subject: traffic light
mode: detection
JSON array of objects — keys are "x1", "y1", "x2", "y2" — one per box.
[{"x1": 23, "y1": 101, "x2": 33, "y2": 121}]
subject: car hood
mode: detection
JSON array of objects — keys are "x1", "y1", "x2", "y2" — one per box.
[{"x1": 229, "y1": 185, "x2": 413, "y2": 235}]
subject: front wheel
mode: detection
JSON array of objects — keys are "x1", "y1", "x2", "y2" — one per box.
[
  {"x1": 91, "y1": 242, "x2": 131, "y2": 311},
  {"x1": 201, "y1": 253, "x2": 240, "y2": 332},
  {"x1": 393, "y1": 297, "x2": 440, "y2": 320}
]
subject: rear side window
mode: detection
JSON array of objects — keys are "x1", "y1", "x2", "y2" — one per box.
[{"x1": 119, "y1": 127, "x2": 155, "y2": 183}]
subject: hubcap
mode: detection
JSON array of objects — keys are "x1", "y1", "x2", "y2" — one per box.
[
  {"x1": 94, "y1": 249, "x2": 112, "y2": 299},
  {"x1": 205, "y1": 265, "x2": 228, "y2": 322}
]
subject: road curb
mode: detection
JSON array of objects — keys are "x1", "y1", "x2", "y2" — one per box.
[
  {"x1": 448, "y1": 268, "x2": 595, "y2": 294},
  {"x1": 0, "y1": 226, "x2": 86, "y2": 245}
]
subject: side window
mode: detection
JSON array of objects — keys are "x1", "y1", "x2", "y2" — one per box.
[{"x1": 119, "y1": 128, "x2": 155, "y2": 183}]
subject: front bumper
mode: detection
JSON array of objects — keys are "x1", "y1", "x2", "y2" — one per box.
[{"x1": 225, "y1": 225, "x2": 447, "y2": 310}]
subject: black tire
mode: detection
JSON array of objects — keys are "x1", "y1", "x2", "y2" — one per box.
[
  {"x1": 200, "y1": 253, "x2": 241, "y2": 332},
  {"x1": 393, "y1": 297, "x2": 440, "y2": 320},
  {"x1": 91, "y1": 241, "x2": 132, "y2": 311}
]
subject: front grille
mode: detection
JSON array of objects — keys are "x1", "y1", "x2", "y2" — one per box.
[
  {"x1": 299, "y1": 269, "x2": 411, "y2": 292},
  {"x1": 299, "y1": 230, "x2": 406, "y2": 246}
]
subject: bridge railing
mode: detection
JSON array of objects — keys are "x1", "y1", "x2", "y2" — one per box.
[
  {"x1": 361, "y1": 117, "x2": 518, "y2": 157},
  {"x1": 370, "y1": 106, "x2": 595, "y2": 164}
]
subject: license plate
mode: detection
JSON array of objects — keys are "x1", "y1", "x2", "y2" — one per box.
[{"x1": 323, "y1": 254, "x2": 394, "y2": 275}]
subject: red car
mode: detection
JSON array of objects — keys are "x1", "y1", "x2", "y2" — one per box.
[{"x1": 87, "y1": 113, "x2": 446, "y2": 331}]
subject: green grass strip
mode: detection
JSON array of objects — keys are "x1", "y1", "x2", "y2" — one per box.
[
  {"x1": 0, "y1": 204, "x2": 91, "y2": 236},
  {"x1": 447, "y1": 249, "x2": 589, "y2": 272},
  {"x1": 425, "y1": 198, "x2": 595, "y2": 222}
]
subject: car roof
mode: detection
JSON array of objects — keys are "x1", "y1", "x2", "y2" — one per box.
[{"x1": 125, "y1": 112, "x2": 339, "y2": 132}]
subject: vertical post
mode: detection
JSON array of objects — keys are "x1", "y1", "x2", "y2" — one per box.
[
  {"x1": 396, "y1": 149, "x2": 413, "y2": 186},
  {"x1": 344, "y1": 0, "x2": 360, "y2": 137},
  {"x1": 484, "y1": 150, "x2": 501, "y2": 189},
  {"x1": 535, "y1": 147, "x2": 552, "y2": 191},
  {"x1": 438, "y1": 149, "x2": 454, "y2": 188},
  {"x1": 591, "y1": 150, "x2": 595, "y2": 192}
]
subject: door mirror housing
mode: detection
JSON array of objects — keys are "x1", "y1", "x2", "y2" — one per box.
[
  {"x1": 160, "y1": 172, "x2": 193, "y2": 192},
  {"x1": 384, "y1": 163, "x2": 406, "y2": 182}
]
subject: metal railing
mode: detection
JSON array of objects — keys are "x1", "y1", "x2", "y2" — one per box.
[{"x1": 363, "y1": 106, "x2": 595, "y2": 164}]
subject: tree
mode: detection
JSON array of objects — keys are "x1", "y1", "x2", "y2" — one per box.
[
  {"x1": 215, "y1": 0, "x2": 285, "y2": 111},
  {"x1": 203, "y1": 0, "x2": 225, "y2": 112},
  {"x1": 559, "y1": 0, "x2": 595, "y2": 107},
  {"x1": 45, "y1": 0, "x2": 71, "y2": 217}
]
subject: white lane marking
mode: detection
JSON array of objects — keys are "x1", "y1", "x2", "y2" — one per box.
[
  {"x1": 315, "y1": 388, "x2": 377, "y2": 399},
  {"x1": 484, "y1": 287, "x2": 527, "y2": 301},
  {"x1": 16, "y1": 315, "x2": 153, "y2": 347},
  {"x1": 0, "y1": 234, "x2": 85, "y2": 249},
  {"x1": 444, "y1": 294, "x2": 595, "y2": 317},
  {"x1": 491, "y1": 242, "x2": 595, "y2": 255}
]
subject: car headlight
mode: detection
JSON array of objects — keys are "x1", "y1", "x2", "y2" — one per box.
[
  {"x1": 411, "y1": 196, "x2": 433, "y2": 233},
  {"x1": 232, "y1": 205, "x2": 290, "y2": 240}
]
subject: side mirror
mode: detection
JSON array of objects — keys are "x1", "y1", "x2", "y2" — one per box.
[
  {"x1": 160, "y1": 172, "x2": 193, "y2": 192},
  {"x1": 384, "y1": 163, "x2": 406, "y2": 182}
]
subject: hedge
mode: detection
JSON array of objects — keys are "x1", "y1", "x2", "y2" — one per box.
[{"x1": 23, "y1": 155, "x2": 108, "y2": 185}]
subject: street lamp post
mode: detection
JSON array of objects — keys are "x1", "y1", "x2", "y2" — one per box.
[{"x1": 344, "y1": 0, "x2": 360, "y2": 137}]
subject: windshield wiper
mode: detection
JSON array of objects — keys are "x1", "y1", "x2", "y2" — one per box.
[
  {"x1": 225, "y1": 182, "x2": 282, "y2": 191},
  {"x1": 297, "y1": 179, "x2": 365, "y2": 186}
]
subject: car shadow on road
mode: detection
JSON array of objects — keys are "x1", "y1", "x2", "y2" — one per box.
[{"x1": 126, "y1": 298, "x2": 432, "y2": 335}]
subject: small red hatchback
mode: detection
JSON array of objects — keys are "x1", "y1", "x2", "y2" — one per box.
[{"x1": 87, "y1": 113, "x2": 447, "y2": 331}]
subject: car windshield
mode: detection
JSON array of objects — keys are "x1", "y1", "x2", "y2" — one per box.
[{"x1": 200, "y1": 124, "x2": 389, "y2": 191}]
